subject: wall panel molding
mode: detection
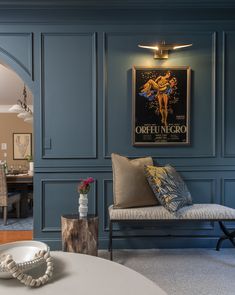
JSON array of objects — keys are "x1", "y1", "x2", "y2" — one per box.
[
  {"x1": 0, "y1": 1, "x2": 234, "y2": 10},
  {"x1": 41, "y1": 178, "x2": 97, "y2": 232},
  {"x1": 222, "y1": 31, "x2": 235, "y2": 158},
  {"x1": 40, "y1": 32, "x2": 97, "y2": 159},
  {"x1": 103, "y1": 179, "x2": 112, "y2": 232},
  {"x1": 221, "y1": 177, "x2": 235, "y2": 229},
  {"x1": 221, "y1": 178, "x2": 235, "y2": 205},
  {"x1": 185, "y1": 178, "x2": 216, "y2": 204},
  {"x1": 34, "y1": 164, "x2": 235, "y2": 174},
  {"x1": 103, "y1": 31, "x2": 216, "y2": 159},
  {"x1": 0, "y1": 32, "x2": 33, "y2": 78}
]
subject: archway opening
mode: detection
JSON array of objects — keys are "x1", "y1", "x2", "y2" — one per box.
[{"x1": 0, "y1": 62, "x2": 33, "y2": 241}]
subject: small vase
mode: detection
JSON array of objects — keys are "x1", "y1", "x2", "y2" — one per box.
[
  {"x1": 28, "y1": 161, "x2": 34, "y2": 176},
  {"x1": 78, "y1": 194, "x2": 88, "y2": 218}
]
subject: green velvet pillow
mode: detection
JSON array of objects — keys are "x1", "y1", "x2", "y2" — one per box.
[{"x1": 144, "y1": 164, "x2": 192, "y2": 213}]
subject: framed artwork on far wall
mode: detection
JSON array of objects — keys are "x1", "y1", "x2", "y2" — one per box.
[
  {"x1": 13, "y1": 133, "x2": 32, "y2": 160},
  {"x1": 132, "y1": 66, "x2": 191, "y2": 146}
]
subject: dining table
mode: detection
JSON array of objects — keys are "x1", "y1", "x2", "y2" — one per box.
[{"x1": 6, "y1": 174, "x2": 33, "y2": 185}]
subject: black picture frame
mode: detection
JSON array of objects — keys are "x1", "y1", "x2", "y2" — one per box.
[{"x1": 132, "y1": 66, "x2": 191, "y2": 146}]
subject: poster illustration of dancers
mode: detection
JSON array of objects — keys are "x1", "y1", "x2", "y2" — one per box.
[{"x1": 132, "y1": 66, "x2": 191, "y2": 146}]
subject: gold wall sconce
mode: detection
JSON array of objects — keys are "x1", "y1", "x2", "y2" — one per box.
[{"x1": 138, "y1": 41, "x2": 192, "y2": 59}]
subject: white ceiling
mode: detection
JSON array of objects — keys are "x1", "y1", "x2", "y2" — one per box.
[{"x1": 0, "y1": 64, "x2": 33, "y2": 106}]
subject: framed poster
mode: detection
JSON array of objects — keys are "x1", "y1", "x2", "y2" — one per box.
[
  {"x1": 132, "y1": 66, "x2": 191, "y2": 146},
  {"x1": 13, "y1": 133, "x2": 32, "y2": 160}
]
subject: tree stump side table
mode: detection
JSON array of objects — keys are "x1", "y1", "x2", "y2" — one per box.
[{"x1": 61, "y1": 214, "x2": 98, "y2": 256}]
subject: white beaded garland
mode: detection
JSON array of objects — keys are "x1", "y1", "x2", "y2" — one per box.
[{"x1": 1, "y1": 250, "x2": 54, "y2": 288}]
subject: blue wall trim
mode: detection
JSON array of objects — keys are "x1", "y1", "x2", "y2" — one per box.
[
  {"x1": 40, "y1": 178, "x2": 97, "y2": 232},
  {"x1": 0, "y1": 1, "x2": 235, "y2": 10},
  {"x1": 103, "y1": 31, "x2": 217, "y2": 159},
  {"x1": 221, "y1": 31, "x2": 235, "y2": 158},
  {"x1": 40, "y1": 32, "x2": 97, "y2": 159},
  {"x1": 0, "y1": 32, "x2": 33, "y2": 79},
  {"x1": 0, "y1": 14, "x2": 234, "y2": 249}
]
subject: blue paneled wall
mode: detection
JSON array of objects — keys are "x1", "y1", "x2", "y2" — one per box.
[{"x1": 0, "y1": 6, "x2": 235, "y2": 249}]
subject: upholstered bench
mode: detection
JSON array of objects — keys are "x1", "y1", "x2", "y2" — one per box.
[{"x1": 108, "y1": 204, "x2": 235, "y2": 260}]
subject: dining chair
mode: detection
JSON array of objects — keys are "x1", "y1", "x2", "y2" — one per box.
[{"x1": 0, "y1": 164, "x2": 20, "y2": 225}]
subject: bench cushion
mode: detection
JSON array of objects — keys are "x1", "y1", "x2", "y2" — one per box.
[{"x1": 109, "y1": 204, "x2": 235, "y2": 220}]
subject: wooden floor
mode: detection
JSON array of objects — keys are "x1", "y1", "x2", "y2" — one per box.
[{"x1": 0, "y1": 231, "x2": 33, "y2": 244}]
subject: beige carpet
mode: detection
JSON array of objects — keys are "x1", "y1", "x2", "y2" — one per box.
[{"x1": 99, "y1": 249, "x2": 235, "y2": 295}]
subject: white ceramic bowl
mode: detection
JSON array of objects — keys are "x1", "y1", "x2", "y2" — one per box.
[{"x1": 0, "y1": 241, "x2": 49, "y2": 279}]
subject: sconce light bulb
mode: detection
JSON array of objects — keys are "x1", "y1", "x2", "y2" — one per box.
[
  {"x1": 138, "y1": 42, "x2": 192, "y2": 59},
  {"x1": 138, "y1": 44, "x2": 159, "y2": 51},
  {"x1": 173, "y1": 44, "x2": 193, "y2": 50}
]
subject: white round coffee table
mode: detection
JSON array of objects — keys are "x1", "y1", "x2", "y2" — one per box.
[{"x1": 0, "y1": 251, "x2": 167, "y2": 295}]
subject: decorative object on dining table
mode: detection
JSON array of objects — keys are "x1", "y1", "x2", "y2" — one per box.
[
  {"x1": 77, "y1": 177, "x2": 94, "y2": 218},
  {"x1": 25, "y1": 154, "x2": 34, "y2": 176},
  {"x1": 0, "y1": 241, "x2": 53, "y2": 287},
  {"x1": 0, "y1": 160, "x2": 8, "y2": 174}
]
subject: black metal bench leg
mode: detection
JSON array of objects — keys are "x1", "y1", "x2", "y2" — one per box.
[
  {"x1": 216, "y1": 221, "x2": 235, "y2": 251},
  {"x1": 216, "y1": 236, "x2": 227, "y2": 251},
  {"x1": 109, "y1": 220, "x2": 113, "y2": 261}
]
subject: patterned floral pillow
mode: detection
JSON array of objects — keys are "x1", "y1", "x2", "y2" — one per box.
[{"x1": 144, "y1": 164, "x2": 192, "y2": 213}]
